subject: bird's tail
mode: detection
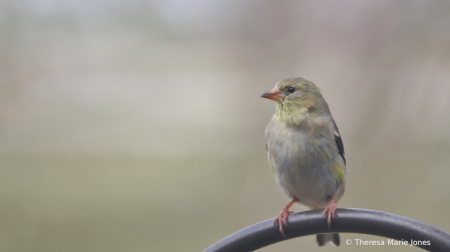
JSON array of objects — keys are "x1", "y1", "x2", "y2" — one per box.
[{"x1": 316, "y1": 233, "x2": 340, "y2": 246}]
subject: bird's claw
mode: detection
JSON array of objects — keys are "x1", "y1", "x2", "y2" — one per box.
[
  {"x1": 273, "y1": 208, "x2": 293, "y2": 237},
  {"x1": 322, "y1": 199, "x2": 337, "y2": 229}
]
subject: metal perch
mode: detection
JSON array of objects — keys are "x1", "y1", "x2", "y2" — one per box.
[{"x1": 203, "y1": 208, "x2": 450, "y2": 252}]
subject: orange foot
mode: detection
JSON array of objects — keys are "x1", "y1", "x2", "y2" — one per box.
[
  {"x1": 322, "y1": 197, "x2": 337, "y2": 229},
  {"x1": 273, "y1": 199, "x2": 296, "y2": 237}
]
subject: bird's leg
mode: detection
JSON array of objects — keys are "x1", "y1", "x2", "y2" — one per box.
[
  {"x1": 322, "y1": 197, "x2": 337, "y2": 229},
  {"x1": 273, "y1": 199, "x2": 296, "y2": 237}
]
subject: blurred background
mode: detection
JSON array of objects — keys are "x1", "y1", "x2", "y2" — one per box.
[{"x1": 1, "y1": 0, "x2": 450, "y2": 251}]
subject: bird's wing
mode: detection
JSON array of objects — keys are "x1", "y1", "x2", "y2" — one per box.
[{"x1": 332, "y1": 119, "x2": 346, "y2": 165}]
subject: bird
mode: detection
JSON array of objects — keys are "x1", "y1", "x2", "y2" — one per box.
[{"x1": 261, "y1": 77, "x2": 346, "y2": 246}]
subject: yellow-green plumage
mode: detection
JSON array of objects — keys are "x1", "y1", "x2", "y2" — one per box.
[
  {"x1": 331, "y1": 162, "x2": 345, "y2": 186},
  {"x1": 263, "y1": 78, "x2": 346, "y2": 246}
]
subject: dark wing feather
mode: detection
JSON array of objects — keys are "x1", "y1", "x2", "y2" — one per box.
[{"x1": 332, "y1": 120, "x2": 346, "y2": 165}]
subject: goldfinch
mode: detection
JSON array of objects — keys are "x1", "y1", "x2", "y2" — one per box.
[{"x1": 262, "y1": 78, "x2": 346, "y2": 246}]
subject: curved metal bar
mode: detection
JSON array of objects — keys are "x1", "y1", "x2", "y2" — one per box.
[{"x1": 203, "y1": 208, "x2": 450, "y2": 252}]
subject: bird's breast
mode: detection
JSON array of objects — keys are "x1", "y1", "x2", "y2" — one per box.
[
  {"x1": 265, "y1": 119, "x2": 341, "y2": 208},
  {"x1": 266, "y1": 122, "x2": 330, "y2": 170}
]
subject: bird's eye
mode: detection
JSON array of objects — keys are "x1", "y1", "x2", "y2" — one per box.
[{"x1": 287, "y1": 87, "x2": 296, "y2": 93}]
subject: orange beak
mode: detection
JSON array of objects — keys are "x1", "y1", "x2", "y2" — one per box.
[{"x1": 261, "y1": 88, "x2": 280, "y2": 101}]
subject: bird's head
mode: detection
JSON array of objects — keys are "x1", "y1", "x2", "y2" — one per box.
[{"x1": 261, "y1": 78, "x2": 330, "y2": 124}]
